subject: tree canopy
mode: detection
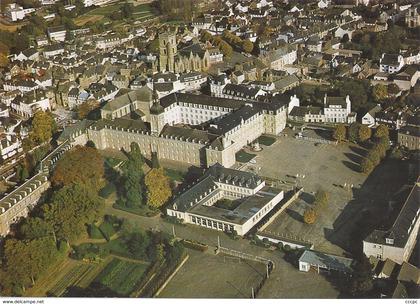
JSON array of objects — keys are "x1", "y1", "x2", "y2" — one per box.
[
  {"x1": 303, "y1": 208, "x2": 316, "y2": 224},
  {"x1": 29, "y1": 111, "x2": 56, "y2": 145},
  {"x1": 51, "y1": 146, "x2": 105, "y2": 191},
  {"x1": 333, "y1": 125, "x2": 346, "y2": 142},
  {"x1": 42, "y1": 184, "x2": 104, "y2": 242},
  {"x1": 119, "y1": 143, "x2": 145, "y2": 208},
  {"x1": 145, "y1": 168, "x2": 172, "y2": 209}
]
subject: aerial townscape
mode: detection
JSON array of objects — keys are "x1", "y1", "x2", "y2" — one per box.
[{"x1": 0, "y1": 0, "x2": 419, "y2": 301}]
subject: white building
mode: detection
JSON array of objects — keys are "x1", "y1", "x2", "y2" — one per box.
[
  {"x1": 5, "y1": 4, "x2": 34, "y2": 22},
  {"x1": 83, "y1": 0, "x2": 115, "y2": 7},
  {"x1": 363, "y1": 180, "x2": 420, "y2": 265},
  {"x1": 323, "y1": 95, "x2": 352, "y2": 123},
  {"x1": 210, "y1": 73, "x2": 231, "y2": 97},
  {"x1": 96, "y1": 35, "x2": 121, "y2": 50},
  {"x1": 0, "y1": 134, "x2": 22, "y2": 161},
  {"x1": 47, "y1": 26, "x2": 67, "y2": 42},
  {"x1": 380, "y1": 53, "x2": 405, "y2": 74},
  {"x1": 11, "y1": 92, "x2": 51, "y2": 118},
  {"x1": 180, "y1": 72, "x2": 207, "y2": 92},
  {"x1": 167, "y1": 164, "x2": 284, "y2": 236}
]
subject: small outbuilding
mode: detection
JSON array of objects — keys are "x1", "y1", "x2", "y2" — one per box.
[{"x1": 298, "y1": 250, "x2": 354, "y2": 274}]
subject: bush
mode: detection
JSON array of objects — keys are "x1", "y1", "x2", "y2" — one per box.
[
  {"x1": 99, "y1": 222, "x2": 117, "y2": 241},
  {"x1": 283, "y1": 244, "x2": 291, "y2": 252},
  {"x1": 182, "y1": 239, "x2": 208, "y2": 252},
  {"x1": 99, "y1": 182, "x2": 116, "y2": 198},
  {"x1": 88, "y1": 224, "x2": 104, "y2": 239},
  {"x1": 276, "y1": 242, "x2": 284, "y2": 250}
]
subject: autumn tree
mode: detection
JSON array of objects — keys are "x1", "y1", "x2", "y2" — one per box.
[
  {"x1": 77, "y1": 100, "x2": 100, "y2": 120},
  {"x1": 145, "y1": 168, "x2": 172, "y2": 209},
  {"x1": 372, "y1": 83, "x2": 388, "y2": 102},
  {"x1": 314, "y1": 188, "x2": 329, "y2": 209},
  {"x1": 242, "y1": 39, "x2": 254, "y2": 53},
  {"x1": 219, "y1": 41, "x2": 233, "y2": 57},
  {"x1": 42, "y1": 184, "x2": 104, "y2": 242},
  {"x1": 29, "y1": 111, "x2": 56, "y2": 145},
  {"x1": 333, "y1": 124, "x2": 346, "y2": 142},
  {"x1": 119, "y1": 142, "x2": 145, "y2": 208},
  {"x1": 51, "y1": 146, "x2": 105, "y2": 191},
  {"x1": 303, "y1": 208, "x2": 316, "y2": 224},
  {"x1": 357, "y1": 125, "x2": 372, "y2": 142},
  {"x1": 360, "y1": 157, "x2": 374, "y2": 174},
  {"x1": 374, "y1": 124, "x2": 389, "y2": 139},
  {"x1": 366, "y1": 148, "x2": 380, "y2": 166}
]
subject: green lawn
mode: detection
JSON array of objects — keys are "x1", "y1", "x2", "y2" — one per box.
[
  {"x1": 164, "y1": 168, "x2": 185, "y2": 182},
  {"x1": 94, "y1": 258, "x2": 149, "y2": 296},
  {"x1": 258, "y1": 135, "x2": 276, "y2": 146},
  {"x1": 113, "y1": 203, "x2": 159, "y2": 217},
  {"x1": 235, "y1": 150, "x2": 256, "y2": 163}
]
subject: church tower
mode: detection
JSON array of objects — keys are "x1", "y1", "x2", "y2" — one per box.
[
  {"x1": 159, "y1": 32, "x2": 177, "y2": 73},
  {"x1": 149, "y1": 89, "x2": 165, "y2": 136}
]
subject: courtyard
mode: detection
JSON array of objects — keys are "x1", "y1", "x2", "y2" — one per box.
[{"x1": 243, "y1": 134, "x2": 408, "y2": 255}]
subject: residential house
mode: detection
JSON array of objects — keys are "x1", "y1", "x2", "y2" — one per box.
[{"x1": 380, "y1": 53, "x2": 405, "y2": 74}]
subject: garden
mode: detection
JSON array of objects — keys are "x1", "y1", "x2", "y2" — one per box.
[{"x1": 235, "y1": 150, "x2": 256, "y2": 163}]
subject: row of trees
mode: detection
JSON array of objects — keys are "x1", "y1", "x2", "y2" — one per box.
[
  {"x1": 360, "y1": 125, "x2": 390, "y2": 174},
  {"x1": 222, "y1": 30, "x2": 254, "y2": 54},
  {"x1": 200, "y1": 31, "x2": 233, "y2": 58},
  {"x1": 1, "y1": 145, "x2": 106, "y2": 295},
  {"x1": 303, "y1": 189, "x2": 330, "y2": 225}
]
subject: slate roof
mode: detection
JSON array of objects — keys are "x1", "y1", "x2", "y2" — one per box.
[
  {"x1": 299, "y1": 250, "x2": 354, "y2": 273},
  {"x1": 208, "y1": 105, "x2": 260, "y2": 135},
  {"x1": 365, "y1": 180, "x2": 420, "y2": 248},
  {"x1": 159, "y1": 92, "x2": 245, "y2": 109},
  {"x1": 381, "y1": 54, "x2": 401, "y2": 66}
]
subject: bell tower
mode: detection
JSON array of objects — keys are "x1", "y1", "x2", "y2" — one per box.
[{"x1": 159, "y1": 31, "x2": 177, "y2": 72}]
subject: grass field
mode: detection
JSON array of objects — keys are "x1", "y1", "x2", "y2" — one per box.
[
  {"x1": 235, "y1": 150, "x2": 256, "y2": 163},
  {"x1": 258, "y1": 135, "x2": 276, "y2": 146},
  {"x1": 0, "y1": 22, "x2": 21, "y2": 32},
  {"x1": 74, "y1": 15, "x2": 104, "y2": 26},
  {"x1": 93, "y1": 257, "x2": 149, "y2": 296}
]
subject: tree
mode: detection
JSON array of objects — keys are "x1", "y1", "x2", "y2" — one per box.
[
  {"x1": 3, "y1": 237, "x2": 59, "y2": 291},
  {"x1": 357, "y1": 125, "x2": 372, "y2": 142},
  {"x1": 151, "y1": 151, "x2": 160, "y2": 169},
  {"x1": 333, "y1": 125, "x2": 346, "y2": 142},
  {"x1": 348, "y1": 255, "x2": 373, "y2": 297},
  {"x1": 15, "y1": 164, "x2": 29, "y2": 183},
  {"x1": 119, "y1": 142, "x2": 145, "y2": 208},
  {"x1": 29, "y1": 111, "x2": 56, "y2": 145},
  {"x1": 145, "y1": 168, "x2": 172, "y2": 209},
  {"x1": 366, "y1": 148, "x2": 380, "y2": 166},
  {"x1": 42, "y1": 184, "x2": 104, "y2": 242},
  {"x1": 303, "y1": 208, "x2": 316, "y2": 224},
  {"x1": 219, "y1": 41, "x2": 233, "y2": 57},
  {"x1": 347, "y1": 122, "x2": 360, "y2": 143},
  {"x1": 314, "y1": 188, "x2": 329, "y2": 209},
  {"x1": 51, "y1": 146, "x2": 105, "y2": 191},
  {"x1": 360, "y1": 158, "x2": 374, "y2": 174},
  {"x1": 374, "y1": 124, "x2": 389, "y2": 139},
  {"x1": 372, "y1": 84, "x2": 388, "y2": 102},
  {"x1": 341, "y1": 33, "x2": 349, "y2": 43},
  {"x1": 336, "y1": 79, "x2": 370, "y2": 112},
  {"x1": 127, "y1": 231, "x2": 150, "y2": 259},
  {"x1": 242, "y1": 39, "x2": 254, "y2": 53},
  {"x1": 78, "y1": 100, "x2": 100, "y2": 119},
  {"x1": 19, "y1": 217, "x2": 54, "y2": 240}
]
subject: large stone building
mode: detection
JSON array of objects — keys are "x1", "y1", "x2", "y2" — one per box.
[
  {"x1": 62, "y1": 89, "x2": 290, "y2": 168},
  {"x1": 363, "y1": 179, "x2": 420, "y2": 264},
  {"x1": 158, "y1": 32, "x2": 212, "y2": 74},
  {"x1": 166, "y1": 164, "x2": 284, "y2": 236}
]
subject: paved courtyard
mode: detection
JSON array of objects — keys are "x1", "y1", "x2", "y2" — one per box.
[{"x1": 243, "y1": 135, "x2": 407, "y2": 255}]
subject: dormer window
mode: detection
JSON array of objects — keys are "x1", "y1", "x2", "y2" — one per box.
[{"x1": 385, "y1": 238, "x2": 394, "y2": 245}]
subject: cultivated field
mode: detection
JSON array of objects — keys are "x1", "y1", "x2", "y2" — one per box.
[
  {"x1": 92, "y1": 257, "x2": 149, "y2": 296},
  {"x1": 74, "y1": 15, "x2": 104, "y2": 26},
  {"x1": 158, "y1": 251, "x2": 266, "y2": 298}
]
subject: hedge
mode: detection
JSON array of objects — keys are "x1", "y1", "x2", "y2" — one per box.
[
  {"x1": 181, "y1": 239, "x2": 208, "y2": 252},
  {"x1": 88, "y1": 224, "x2": 104, "y2": 239}
]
